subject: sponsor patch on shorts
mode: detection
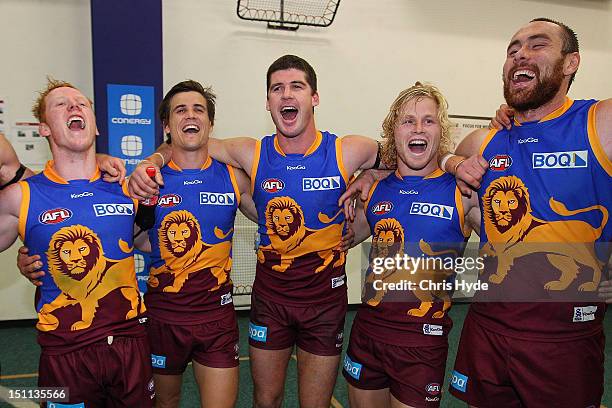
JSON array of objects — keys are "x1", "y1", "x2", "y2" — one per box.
[
  {"x1": 331, "y1": 275, "x2": 345, "y2": 288},
  {"x1": 147, "y1": 378, "x2": 155, "y2": 395},
  {"x1": 151, "y1": 354, "x2": 166, "y2": 368},
  {"x1": 422, "y1": 324, "x2": 443, "y2": 336},
  {"x1": 335, "y1": 330, "x2": 344, "y2": 348},
  {"x1": 450, "y1": 370, "x2": 468, "y2": 393},
  {"x1": 343, "y1": 354, "x2": 363, "y2": 380},
  {"x1": 221, "y1": 292, "x2": 233, "y2": 305},
  {"x1": 249, "y1": 322, "x2": 268, "y2": 342},
  {"x1": 572, "y1": 305, "x2": 597, "y2": 322},
  {"x1": 426, "y1": 382, "x2": 441, "y2": 396}
]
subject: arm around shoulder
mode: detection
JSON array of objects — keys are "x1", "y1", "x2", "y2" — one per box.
[
  {"x1": 455, "y1": 128, "x2": 489, "y2": 158},
  {"x1": 340, "y1": 135, "x2": 380, "y2": 175},
  {"x1": 208, "y1": 137, "x2": 257, "y2": 172},
  {"x1": 233, "y1": 167, "x2": 257, "y2": 223},
  {"x1": 349, "y1": 200, "x2": 372, "y2": 247}
]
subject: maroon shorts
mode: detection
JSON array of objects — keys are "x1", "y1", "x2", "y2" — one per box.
[
  {"x1": 248, "y1": 292, "x2": 347, "y2": 356},
  {"x1": 39, "y1": 335, "x2": 154, "y2": 408},
  {"x1": 342, "y1": 322, "x2": 448, "y2": 407},
  {"x1": 146, "y1": 309, "x2": 240, "y2": 375},
  {"x1": 450, "y1": 311, "x2": 605, "y2": 408}
]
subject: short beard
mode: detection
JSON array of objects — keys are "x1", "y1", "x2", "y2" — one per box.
[{"x1": 503, "y1": 58, "x2": 565, "y2": 113}]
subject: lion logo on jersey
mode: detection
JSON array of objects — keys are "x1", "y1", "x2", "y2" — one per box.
[
  {"x1": 365, "y1": 219, "x2": 455, "y2": 318},
  {"x1": 256, "y1": 196, "x2": 345, "y2": 273},
  {"x1": 482, "y1": 175, "x2": 607, "y2": 290},
  {"x1": 148, "y1": 210, "x2": 232, "y2": 293},
  {"x1": 371, "y1": 218, "x2": 405, "y2": 259},
  {"x1": 39, "y1": 225, "x2": 142, "y2": 332}
]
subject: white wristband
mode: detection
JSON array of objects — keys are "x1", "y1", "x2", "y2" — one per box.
[
  {"x1": 439, "y1": 153, "x2": 454, "y2": 172},
  {"x1": 152, "y1": 152, "x2": 165, "y2": 168}
]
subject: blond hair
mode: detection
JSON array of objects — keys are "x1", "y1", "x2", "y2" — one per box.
[{"x1": 380, "y1": 82, "x2": 453, "y2": 168}]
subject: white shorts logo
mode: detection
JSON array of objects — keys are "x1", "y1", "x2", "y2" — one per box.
[
  {"x1": 572, "y1": 306, "x2": 597, "y2": 322},
  {"x1": 221, "y1": 293, "x2": 233, "y2": 305},
  {"x1": 331, "y1": 275, "x2": 346, "y2": 288},
  {"x1": 422, "y1": 324, "x2": 443, "y2": 336}
]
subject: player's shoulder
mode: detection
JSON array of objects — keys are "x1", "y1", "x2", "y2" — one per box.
[{"x1": 0, "y1": 181, "x2": 24, "y2": 212}]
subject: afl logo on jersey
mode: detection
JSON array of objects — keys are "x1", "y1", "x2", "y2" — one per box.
[
  {"x1": 261, "y1": 178, "x2": 285, "y2": 193},
  {"x1": 158, "y1": 194, "x2": 182, "y2": 208},
  {"x1": 489, "y1": 154, "x2": 513, "y2": 171},
  {"x1": 39, "y1": 208, "x2": 73, "y2": 224},
  {"x1": 371, "y1": 201, "x2": 393, "y2": 215}
]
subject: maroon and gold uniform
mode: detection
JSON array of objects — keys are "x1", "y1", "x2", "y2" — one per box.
[
  {"x1": 145, "y1": 158, "x2": 241, "y2": 372},
  {"x1": 19, "y1": 162, "x2": 152, "y2": 407},
  {"x1": 249, "y1": 131, "x2": 348, "y2": 354},
  {"x1": 343, "y1": 170, "x2": 469, "y2": 407}
]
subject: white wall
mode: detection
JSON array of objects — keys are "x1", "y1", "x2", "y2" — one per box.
[{"x1": 1, "y1": 0, "x2": 610, "y2": 319}]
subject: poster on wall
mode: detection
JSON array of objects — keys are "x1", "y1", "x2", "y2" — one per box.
[
  {"x1": 106, "y1": 84, "x2": 156, "y2": 174},
  {"x1": 449, "y1": 115, "x2": 491, "y2": 148},
  {"x1": 11, "y1": 122, "x2": 51, "y2": 170},
  {"x1": 0, "y1": 98, "x2": 6, "y2": 134}
]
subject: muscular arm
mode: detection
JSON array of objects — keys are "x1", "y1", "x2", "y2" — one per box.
[
  {"x1": 234, "y1": 167, "x2": 258, "y2": 223},
  {"x1": 340, "y1": 135, "x2": 383, "y2": 176},
  {"x1": 0, "y1": 133, "x2": 33, "y2": 186},
  {"x1": 134, "y1": 225, "x2": 152, "y2": 253},
  {"x1": 0, "y1": 183, "x2": 22, "y2": 252},
  {"x1": 462, "y1": 193, "x2": 481, "y2": 236},
  {"x1": 350, "y1": 200, "x2": 372, "y2": 248},
  {"x1": 595, "y1": 98, "x2": 612, "y2": 161},
  {"x1": 208, "y1": 137, "x2": 257, "y2": 172},
  {"x1": 595, "y1": 98, "x2": 612, "y2": 303}
]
